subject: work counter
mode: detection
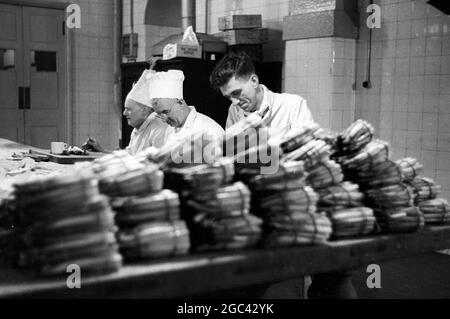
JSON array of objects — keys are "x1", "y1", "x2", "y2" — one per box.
[
  {"x1": 1, "y1": 225, "x2": 450, "y2": 298},
  {"x1": 1, "y1": 138, "x2": 450, "y2": 299}
]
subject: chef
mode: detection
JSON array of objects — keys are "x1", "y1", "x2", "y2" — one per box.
[
  {"x1": 147, "y1": 70, "x2": 224, "y2": 154},
  {"x1": 84, "y1": 69, "x2": 172, "y2": 155},
  {"x1": 209, "y1": 52, "x2": 315, "y2": 136},
  {"x1": 210, "y1": 52, "x2": 315, "y2": 298}
]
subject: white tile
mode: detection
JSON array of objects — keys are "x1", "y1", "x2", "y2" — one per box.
[
  {"x1": 424, "y1": 75, "x2": 440, "y2": 94},
  {"x1": 422, "y1": 132, "x2": 438, "y2": 151},
  {"x1": 426, "y1": 17, "x2": 442, "y2": 37},
  {"x1": 397, "y1": 20, "x2": 411, "y2": 39},
  {"x1": 440, "y1": 75, "x2": 450, "y2": 94},
  {"x1": 394, "y1": 75, "x2": 410, "y2": 94},
  {"x1": 394, "y1": 94, "x2": 409, "y2": 112},
  {"x1": 426, "y1": 37, "x2": 442, "y2": 56},
  {"x1": 411, "y1": 19, "x2": 427, "y2": 38},
  {"x1": 407, "y1": 112, "x2": 423, "y2": 131},
  {"x1": 437, "y1": 133, "x2": 450, "y2": 152},
  {"x1": 409, "y1": 75, "x2": 424, "y2": 94},
  {"x1": 393, "y1": 112, "x2": 408, "y2": 130},
  {"x1": 423, "y1": 112, "x2": 439, "y2": 132},
  {"x1": 421, "y1": 150, "x2": 437, "y2": 170},
  {"x1": 334, "y1": 39, "x2": 346, "y2": 59},
  {"x1": 424, "y1": 94, "x2": 440, "y2": 113},
  {"x1": 383, "y1": 3, "x2": 398, "y2": 22},
  {"x1": 379, "y1": 111, "x2": 394, "y2": 129},
  {"x1": 438, "y1": 113, "x2": 450, "y2": 133},
  {"x1": 436, "y1": 151, "x2": 450, "y2": 171},
  {"x1": 396, "y1": 39, "x2": 411, "y2": 57},
  {"x1": 398, "y1": 2, "x2": 413, "y2": 21},
  {"x1": 382, "y1": 40, "x2": 397, "y2": 58},
  {"x1": 406, "y1": 130, "x2": 422, "y2": 149},
  {"x1": 425, "y1": 56, "x2": 441, "y2": 75},
  {"x1": 412, "y1": 0, "x2": 427, "y2": 19},
  {"x1": 392, "y1": 129, "x2": 407, "y2": 147},
  {"x1": 408, "y1": 93, "x2": 424, "y2": 112},
  {"x1": 395, "y1": 58, "x2": 410, "y2": 76},
  {"x1": 441, "y1": 56, "x2": 450, "y2": 75},
  {"x1": 384, "y1": 21, "x2": 398, "y2": 41},
  {"x1": 380, "y1": 93, "x2": 394, "y2": 112},
  {"x1": 409, "y1": 57, "x2": 425, "y2": 75},
  {"x1": 411, "y1": 38, "x2": 426, "y2": 56},
  {"x1": 440, "y1": 94, "x2": 450, "y2": 113}
]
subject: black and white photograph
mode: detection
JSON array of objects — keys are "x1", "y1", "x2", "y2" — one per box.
[{"x1": 0, "y1": 0, "x2": 450, "y2": 305}]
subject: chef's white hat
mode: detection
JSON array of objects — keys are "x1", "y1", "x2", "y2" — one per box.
[
  {"x1": 147, "y1": 70, "x2": 184, "y2": 99},
  {"x1": 126, "y1": 69, "x2": 154, "y2": 107}
]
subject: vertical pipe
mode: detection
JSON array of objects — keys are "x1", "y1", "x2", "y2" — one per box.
[
  {"x1": 113, "y1": 0, "x2": 123, "y2": 125},
  {"x1": 130, "y1": 0, "x2": 134, "y2": 34},
  {"x1": 363, "y1": 0, "x2": 373, "y2": 89},
  {"x1": 205, "y1": 0, "x2": 209, "y2": 34},
  {"x1": 181, "y1": 0, "x2": 196, "y2": 31}
]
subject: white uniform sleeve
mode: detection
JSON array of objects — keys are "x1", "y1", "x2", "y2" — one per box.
[
  {"x1": 225, "y1": 105, "x2": 239, "y2": 129},
  {"x1": 291, "y1": 97, "x2": 315, "y2": 128}
]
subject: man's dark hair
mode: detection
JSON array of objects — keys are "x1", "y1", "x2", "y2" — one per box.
[{"x1": 209, "y1": 52, "x2": 255, "y2": 90}]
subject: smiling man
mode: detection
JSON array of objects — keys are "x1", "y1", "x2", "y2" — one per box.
[
  {"x1": 210, "y1": 52, "x2": 315, "y2": 135},
  {"x1": 210, "y1": 52, "x2": 315, "y2": 299}
]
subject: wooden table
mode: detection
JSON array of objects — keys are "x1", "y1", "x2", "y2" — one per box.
[{"x1": 1, "y1": 225, "x2": 450, "y2": 298}]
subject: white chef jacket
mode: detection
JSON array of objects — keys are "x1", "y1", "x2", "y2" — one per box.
[
  {"x1": 171, "y1": 105, "x2": 224, "y2": 142},
  {"x1": 225, "y1": 84, "x2": 315, "y2": 136},
  {"x1": 163, "y1": 106, "x2": 224, "y2": 163},
  {"x1": 126, "y1": 112, "x2": 173, "y2": 155}
]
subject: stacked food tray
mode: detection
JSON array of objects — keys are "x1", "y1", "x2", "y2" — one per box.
[
  {"x1": 12, "y1": 171, "x2": 122, "y2": 276},
  {"x1": 164, "y1": 158, "x2": 263, "y2": 251},
  {"x1": 92, "y1": 151, "x2": 190, "y2": 261},
  {"x1": 281, "y1": 121, "x2": 377, "y2": 239},
  {"x1": 334, "y1": 120, "x2": 425, "y2": 233},
  {"x1": 247, "y1": 161, "x2": 332, "y2": 246}
]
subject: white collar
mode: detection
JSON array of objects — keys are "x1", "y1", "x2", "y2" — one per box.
[
  {"x1": 176, "y1": 105, "x2": 197, "y2": 133},
  {"x1": 242, "y1": 84, "x2": 271, "y2": 119},
  {"x1": 135, "y1": 112, "x2": 156, "y2": 134}
]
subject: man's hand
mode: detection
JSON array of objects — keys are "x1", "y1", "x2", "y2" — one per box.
[{"x1": 81, "y1": 138, "x2": 104, "y2": 152}]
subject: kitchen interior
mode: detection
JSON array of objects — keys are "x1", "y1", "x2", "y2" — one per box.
[{"x1": 0, "y1": 0, "x2": 450, "y2": 299}]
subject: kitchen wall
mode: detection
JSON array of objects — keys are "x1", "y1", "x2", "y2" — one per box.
[
  {"x1": 355, "y1": 0, "x2": 450, "y2": 201},
  {"x1": 195, "y1": 0, "x2": 290, "y2": 62},
  {"x1": 56, "y1": 0, "x2": 120, "y2": 150},
  {"x1": 122, "y1": 0, "x2": 180, "y2": 62},
  {"x1": 284, "y1": 38, "x2": 357, "y2": 133}
]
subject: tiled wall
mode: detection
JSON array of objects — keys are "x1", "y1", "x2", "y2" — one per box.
[
  {"x1": 355, "y1": 0, "x2": 450, "y2": 201},
  {"x1": 284, "y1": 38, "x2": 356, "y2": 132},
  {"x1": 122, "y1": 0, "x2": 180, "y2": 62},
  {"x1": 62, "y1": 0, "x2": 120, "y2": 150},
  {"x1": 195, "y1": 0, "x2": 290, "y2": 62}
]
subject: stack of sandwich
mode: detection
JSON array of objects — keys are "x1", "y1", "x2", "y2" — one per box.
[
  {"x1": 112, "y1": 190, "x2": 190, "y2": 260},
  {"x1": 186, "y1": 181, "x2": 263, "y2": 251},
  {"x1": 247, "y1": 161, "x2": 332, "y2": 246},
  {"x1": 335, "y1": 120, "x2": 423, "y2": 233},
  {"x1": 294, "y1": 121, "x2": 375, "y2": 239},
  {"x1": 406, "y1": 173, "x2": 449, "y2": 225},
  {"x1": 164, "y1": 158, "x2": 263, "y2": 251},
  {"x1": 91, "y1": 156, "x2": 190, "y2": 260},
  {"x1": 12, "y1": 171, "x2": 122, "y2": 276}
]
